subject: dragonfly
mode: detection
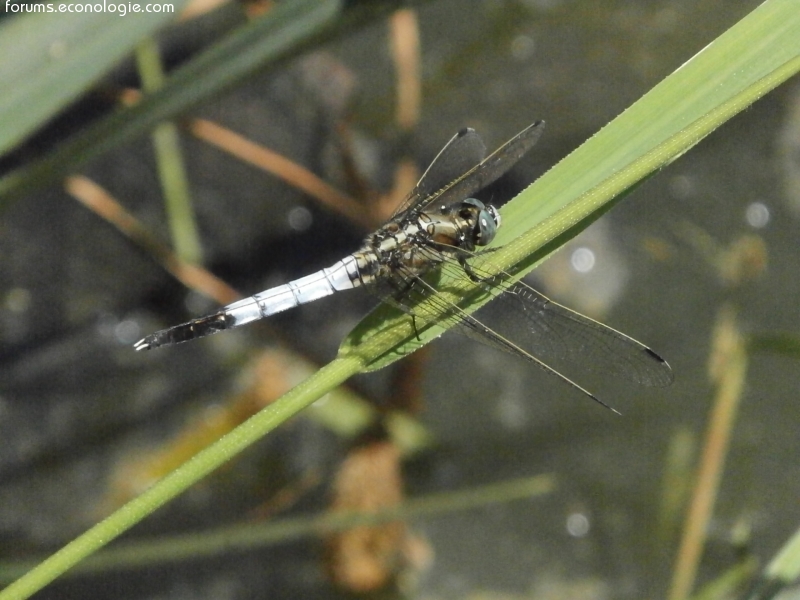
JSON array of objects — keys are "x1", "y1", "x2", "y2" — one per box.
[{"x1": 135, "y1": 121, "x2": 673, "y2": 410}]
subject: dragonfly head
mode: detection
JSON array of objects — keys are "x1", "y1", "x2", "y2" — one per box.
[{"x1": 460, "y1": 198, "x2": 501, "y2": 246}]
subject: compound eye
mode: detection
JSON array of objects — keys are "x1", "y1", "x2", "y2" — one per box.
[{"x1": 476, "y1": 207, "x2": 498, "y2": 245}]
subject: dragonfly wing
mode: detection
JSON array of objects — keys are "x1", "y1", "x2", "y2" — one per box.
[
  {"x1": 430, "y1": 120, "x2": 545, "y2": 212},
  {"x1": 470, "y1": 277, "x2": 674, "y2": 387},
  {"x1": 395, "y1": 255, "x2": 672, "y2": 387},
  {"x1": 415, "y1": 128, "x2": 487, "y2": 199},
  {"x1": 391, "y1": 128, "x2": 487, "y2": 219},
  {"x1": 371, "y1": 257, "x2": 618, "y2": 408},
  {"x1": 391, "y1": 121, "x2": 544, "y2": 221}
]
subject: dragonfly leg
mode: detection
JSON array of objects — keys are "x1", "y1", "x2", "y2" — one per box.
[
  {"x1": 458, "y1": 253, "x2": 499, "y2": 284},
  {"x1": 410, "y1": 314, "x2": 422, "y2": 341}
]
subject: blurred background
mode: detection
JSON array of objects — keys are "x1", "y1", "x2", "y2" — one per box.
[{"x1": 1, "y1": 1, "x2": 799, "y2": 598}]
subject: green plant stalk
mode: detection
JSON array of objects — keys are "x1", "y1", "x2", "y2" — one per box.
[
  {"x1": 150, "y1": 123, "x2": 203, "y2": 263},
  {"x1": 748, "y1": 332, "x2": 800, "y2": 359},
  {"x1": 344, "y1": 0, "x2": 800, "y2": 370},
  {"x1": 136, "y1": 38, "x2": 203, "y2": 264},
  {"x1": 0, "y1": 475, "x2": 554, "y2": 580},
  {"x1": 669, "y1": 306, "x2": 749, "y2": 600},
  {"x1": 690, "y1": 557, "x2": 759, "y2": 600},
  {"x1": 2, "y1": 1, "x2": 799, "y2": 598},
  {"x1": 0, "y1": 355, "x2": 362, "y2": 600}
]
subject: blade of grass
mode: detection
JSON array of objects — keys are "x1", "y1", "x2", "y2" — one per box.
[
  {"x1": 763, "y1": 525, "x2": 800, "y2": 591},
  {"x1": 0, "y1": 0, "x2": 420, "y2": 207},
  {"x1": 748, "y1": 333, "x2": 800, "y2": 359},
  {"x1": 0, "y1": 0, "x2": 340, "y2": 206},
  {"x1": 0, "y1": 1, "x2": 189, "y2": 157},
  {"x1": 0, "y1": 474, "x2": 554, "y2": 580},
  {"x1": 0, "y1": 354, "x2": 363, "y2": 600},
  {"x1": 668, "y1": 305, "x2": 749, "y2": 600},
  {"x1": 135, "y1": 38, "x2": 203, "y2": 264},
  {"x1": 690, "y1": 557, "x2": 759, "y2": 600},
  {"x1": 743, "y1": 525, "x2": 800, "y2": 600},
  {"x1": 342, "y1": 0, "x2": 800, "y2": 371}
]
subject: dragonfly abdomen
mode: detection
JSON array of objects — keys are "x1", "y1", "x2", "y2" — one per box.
[
  {"x1": 252, "y1": 255, "x2": 364, "y2": 315},
  {"x1": 134, "y1": 255, "x2": 364, "y2": 351}
]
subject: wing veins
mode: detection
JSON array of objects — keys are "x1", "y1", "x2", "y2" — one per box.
[
  {"x1": 391, "y1": 121, "x2": 545, "y2": 220},
  {"x1": 388, "y1": 247, "x2": 672, "y2": 387},
  {"x1": 393, "y1": 265, "x2": 619, "y2": 412}
]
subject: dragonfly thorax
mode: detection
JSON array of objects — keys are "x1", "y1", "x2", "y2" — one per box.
[
  {"x1": 422, "y1": 198, "x2": 501, "y2": 251},
  {"x1": 352, "y1": 198, "x2": 500, "y2": 286}
]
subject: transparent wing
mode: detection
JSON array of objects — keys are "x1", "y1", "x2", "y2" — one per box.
[
  {"x1": 391, "y1": 121, "x2": 545, "y2": 220},
  {"x1": 390, "y1": 127, "x2": 487, "y2": 220},
  {"x1": 370, "y1": 248, "x2": 672, "y2": 396},
  {"x1": 428, "y1": 120, "x2": 545, "y2": 214},
  {"x1": 366, "y1": 253, "x2": 616, "y2": 407},
  {"x1": 471, "y1": 277, "x2": 674, "y2": 387}
]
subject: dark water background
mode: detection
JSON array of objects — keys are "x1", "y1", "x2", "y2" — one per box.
[{"x1": 2, "y1": 1, "x2": 799, "y2": 598}]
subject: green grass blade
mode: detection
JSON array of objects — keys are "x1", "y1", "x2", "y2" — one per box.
[
  {"x1": 0, "y1": 355, "x2": 363, "y2": 600},
  {"x1": 764, "y1": 524, "x2": 800, "y2": 588},
  {"x1": 341, "y1": 0, "x2": 800, "y2": 372},
  {"x1": 0, "y1": 0, "x2": 342, "y2": 206},
  {"x1": 748, "y1": 333, "x2": 800, "y2": 359},
  {"x1": 135, "y1": 38, "x2": 203, "y2": 264},
  {"x1": 743, "y1": 524, "x2": 800, "y2": 600},
  {"x1": 0, "y1": 475, "x2": 553, "y2": 580},
  {"x1": 0, "y1": 0, "x2": 421, "y2": 207},
  {"x1": 0, "y1": 2, "x2": 189, "y2": 157}
]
